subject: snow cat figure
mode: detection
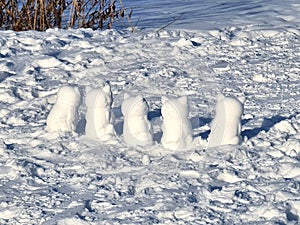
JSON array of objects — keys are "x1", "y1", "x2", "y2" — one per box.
[{"x1": 207, "y1": 94, "x2": 245, "y2": 148}]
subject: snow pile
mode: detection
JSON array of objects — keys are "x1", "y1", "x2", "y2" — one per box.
[
  {"x1": 207, "y1": 94, "x2": 245, "y2": 148},
  {"x1": 85, "y1": 84, "x2": 114, "y2": 141},
  {"x1": 46, "y1": 86, "x2": 80, "y2": 133},
  {"x1": 161, "y1": 96, "x2": 193, "y2": 150},
  {"x1": 121, "y1": 93, "x2": 153, "y2": 146}
]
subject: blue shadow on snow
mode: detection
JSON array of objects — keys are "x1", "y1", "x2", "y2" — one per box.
[{"x1": 241, "y1": 115, "x2": 292, "y2": 139}]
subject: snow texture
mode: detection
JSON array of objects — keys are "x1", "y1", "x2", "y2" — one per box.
[
  {"x1": 207, "y1": 94, "x2": 245, "y2": 148},
  {"x1": 121, "y1": 93, "x2": 153, "y2": 146},
  {"x1": 46, "y1": 86, "x2": 80, "y2": 132},
  {"x1": 85, "y1": 84, "x2": 114, "y2": 141},
  {"x1": 161, "y1": 96, "x2": 193, "y2": 150},
  {"x1": 0, "y1": 0, "x2": 300, "y2": 223}
]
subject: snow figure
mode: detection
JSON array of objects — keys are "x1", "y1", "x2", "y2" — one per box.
[
  {"x1": 121, "y1": 93, "x2": 153, "y2": 146},
  {"x1": 207, "y1": 94, "x2": 245, "y2": 148},
  {"x1": 46, "y1": 86, "x2": 80, "y2": 132},
  {"x1": 85, "y1": 84, "x2": 114, "y2": 141},
  {"x1": 161, "y1": 96, "x2": 193, "y2": 151}
]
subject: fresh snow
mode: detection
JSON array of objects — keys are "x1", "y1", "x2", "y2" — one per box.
[{"x1": 0, "y1": 0, "x2": 300, "y2": 224}]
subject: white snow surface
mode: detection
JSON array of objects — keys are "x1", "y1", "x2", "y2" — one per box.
[{"x1": 1, "y1": 1, "x2": 300, "y2": 223}]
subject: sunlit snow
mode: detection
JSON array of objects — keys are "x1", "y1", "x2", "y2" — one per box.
[
  {"x1": 0, "y1": 0, "x2": 300, "y2": 224},
  {"x1": 207, "y1": 94, "x2": 245, "y2": 148}
]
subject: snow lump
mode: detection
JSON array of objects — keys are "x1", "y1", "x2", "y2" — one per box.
[
  {"x1": 121, "y1": 93, "x2": 153, "y2": 147},
  {"x1": 207, "y1": 94, "x2": 245, "y2": 148},
  {"x1": 85, "y1": 84, "x2": 114, "y2": 141},
  {"x1": 46, "y1": 86, "x2": 80, "y2": 133},
  {"x1": 161, "y1": 96, "x2": 193, "y2": 151}
]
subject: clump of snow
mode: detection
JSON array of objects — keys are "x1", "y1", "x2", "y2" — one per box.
[
  {"x1": 34, "y1": 56, "x2": 62, "y2": 68},
  {"x1": 207, "y1": 94, "x2": 245, "y2": 148},
  {"x1": 121, "y1": 93, "x2": 153, "y2": 146},
  {"x1": 46, "y1": 86, "x2": 80, "y2": 132},
  {"x1": 274, "y1": 120, "x2": 297, "y2": 134},
  {"x1": 282, "y1": 138, "x2": 300, "y2": 157},
  {"x1": 0, "y1": 207, "x2": 21, "y2": 220},
  {"x1": 161, "y1": 96, "x2": 193, "y2": 150},
  {"x1": 85, "y1": 84, "x2": 114, "y2": 141},
  {"x1": 57, "y1": 217, "x2": 90, "y2": 225},
  {"x1": 142, "y1": 154, "x2": 151, "y2": 165}
]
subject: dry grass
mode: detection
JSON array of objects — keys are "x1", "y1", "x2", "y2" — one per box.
[{"x1": 0, "y1": 0, "x2": 132, "y2": 31}]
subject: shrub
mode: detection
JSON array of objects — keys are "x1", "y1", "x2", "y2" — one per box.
[{"x1": 0, "y1": 0, "x2": 132, "y2": 31}]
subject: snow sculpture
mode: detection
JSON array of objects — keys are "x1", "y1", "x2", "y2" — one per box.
[
  {"x1": 207, "y1": 94, "x2": 245, "y2": 148},
  {"x1": 85, "y1": 84, "x2": 114, "y2": 141},
  {"x1": 121, "y1": 93, "x2": 153, "y2": 146},
  {"x1": 46, "y1": 86, "x2": 80, "y2": 132},
  {"x1": 161, "y1": 96, "x2": 193, "y2": 150}
]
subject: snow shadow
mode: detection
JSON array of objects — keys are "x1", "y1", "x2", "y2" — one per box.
[
  {"x1": 0, "y1": 71, "x2": 14, "y2": 83},
  {"x1": 242, "y1": 118, "x2": 252, "y2": 126},
  {"x1": 191, "y1": 116, "x2": 211, "y2": 129},
  {"x1": 148, "y1": 109, "x2": 162, "y2": 143},
  {"x1": 114, "y1": 121, "x2": 124, "y2": 136},
  {"x1": 242, "y1": 115, "x2": 290, "y2": 139},
  {"x1": 76, "y1": 117, "x2": 86, "y2": 135},
  {"x1": 148, "y1": 108, "x2": 161, "y2": 121},
  {"x1": 191, "y1": 116, "x2": 212, "y2": 139},
  {"x1": 153, "y1": 131, "x2": 163, "y2": 143},
  {"x1": 112, "y1": 106, "x2": 123, "y2": 136},
  {"x1": 198, "y1": 130, "x2": 211, "y2": 140}
]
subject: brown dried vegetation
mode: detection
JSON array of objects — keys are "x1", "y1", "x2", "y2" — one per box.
[{"x1": 0, "y1": 0, "x2": 132, "y2": 31}]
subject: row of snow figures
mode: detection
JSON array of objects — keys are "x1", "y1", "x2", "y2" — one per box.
[{"x1": 46, "y1": 84, "x2": 245, "y2": 150}]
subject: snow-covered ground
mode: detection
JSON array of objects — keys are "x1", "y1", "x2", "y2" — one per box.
[{"x1": 0, "y1": 0, "x2": 300, "y2": 224}]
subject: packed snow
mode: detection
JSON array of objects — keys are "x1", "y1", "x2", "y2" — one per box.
[
  {"x1": 85, "y1": 84, "x2": 115, "y2": 141},
  {"x1": 161, "y1": 96, "x2": 193, "y2": 151},
  {"x1": 0, "y1": 0, "x2": 300, "y2": 224},
  {"x1": 46, "y1": 86, "x2": 80, "y2": 133},
  {"x1": 207, "y1": 94, "x2": 245, "y2": 148},
  {"x1": 122, "y1": 93, "x2": 153, "y2": 147}
]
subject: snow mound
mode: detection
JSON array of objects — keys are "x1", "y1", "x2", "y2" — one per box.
[
  {"x1": 207, "y1": 94, "x2": 245, "y2": 148},
  {"x1": 46, "y1": 86, "x2": 80, "y2": 132},
  {"x1": 161, "y1": 96, "x2": 193, "y2": 150},
  {"x1": 85, "y1": 84, "x2": 114, "y2": 141},
  {"x1": 121, "y1": 93, "x2": 153, "y2": 146}
]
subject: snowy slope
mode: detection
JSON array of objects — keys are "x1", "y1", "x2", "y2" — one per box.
[{"x1": 0, "y1": 1, "x2": 300, "y2": 224}]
